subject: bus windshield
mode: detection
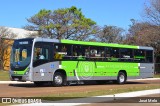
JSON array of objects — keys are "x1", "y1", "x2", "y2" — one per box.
[{"x1": 10, "y1": 39, "x2": 33, "y2": 71}]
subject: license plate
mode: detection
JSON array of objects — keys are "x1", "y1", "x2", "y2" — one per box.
[{"x1": 14, "y1": 78, "x2": 19, "y2": 81}]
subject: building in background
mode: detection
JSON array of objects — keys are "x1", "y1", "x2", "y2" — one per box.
[
  {"x1": 1, "y1": 27, "x2": 37, "y2": 70},
  {"x1": 7, "y1": 27, "x2": 37, "y2": 39}
]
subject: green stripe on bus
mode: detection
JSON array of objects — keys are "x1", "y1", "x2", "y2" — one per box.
[
  {"x1": 61, "y1": 40, "x2": 138, "y2": 49},
  {"x1": 13, "y1": 67, "x2": 28, "y2": 75}
]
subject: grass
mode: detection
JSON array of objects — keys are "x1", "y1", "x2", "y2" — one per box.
[
  {"x1": 40, "y1": 85, "x2": 160, "y2": 101},
  {"x1": 154, "y1": 74, "x2": 160, "y2": 78},
  {"x1": 0, "y1": 70, "x2": 10, "y2": 81}
]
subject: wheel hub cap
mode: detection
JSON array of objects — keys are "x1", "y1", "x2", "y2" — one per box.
[
  {"x1": 119, "y1": 75, "x2": 125, "y2": 82},
  {"x1": 55, "y1": 75, "x2": 62, "y2": 84}
]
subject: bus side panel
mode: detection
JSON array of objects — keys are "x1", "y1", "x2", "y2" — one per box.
[
  {"x1": 61, "y1": 61, "x2": 77, "y2": 78},
  {"x1": 139, "y1": 63, "x2": 154, "y2": 78},
  {"x1": 62, "y1": 61, "x2": 95, "y2": 81},
  {"x1": 95, "y1": 62, "x2": 139, "y2": 80},
  {"x1": 32, "y1": 62, "x2": 59, "y2": 81},
  {"x1": 62, "y1": 61, "x2": 140, "y2": 81},
  {"x1": 103, "y1": 62, "x2": 139, "y2": 76}
]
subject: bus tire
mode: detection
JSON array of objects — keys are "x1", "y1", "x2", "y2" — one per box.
[
  {"x1": 117, "y1": 72, "x2": 126, "y2": 84},
  {"x1": 52, "y1": 72, "x2": 64, "y2": 87}
]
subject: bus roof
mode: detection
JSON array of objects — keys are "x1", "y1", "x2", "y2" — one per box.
[
  {"x1": 61, "y1": 39, "x2": 153, "y2": 50},
  {"x1": 61, "y1": 39, "x2": 139, "y2": 49},
  {"x1": 15, "y1": 38, "x2": 153, "y2": 50}
]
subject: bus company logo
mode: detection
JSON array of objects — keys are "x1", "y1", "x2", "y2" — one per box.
[{"x1": 78, "y1": 62, "x2": 94, "y2": 80}]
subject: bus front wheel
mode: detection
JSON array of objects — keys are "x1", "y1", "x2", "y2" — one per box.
[
  {"x1": 52, "y1": 72, "x2": 64, "y2": 87},
  {"x1": 117, "y1": 72, "x2": 127, "y2": 84}
]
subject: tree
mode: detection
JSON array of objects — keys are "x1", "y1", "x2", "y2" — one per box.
[
  {"x1": 125, "y1": 20, "x2": 160, "y2": 69},
  {"x1": 143, "y1": 0, "x2": 160, "y2": 72},
  {"x1": 96, "y1": 25, "x2": 124, "y2": 43},
  {"x1": 125, "y1": 19, "x2": 144, "y2": 45},
  {"x1": 126, "y1": 21, "x2": 160, "y2": 49},
  {"x1": 143, "y1": 0, "x2": 160, "y2": 25},
  {"x1": 0, "y1": 27, "x2": 17, "y2": 70},
  {"x1": 24, "y1": 6, "x2": 98, "y2": 40}
]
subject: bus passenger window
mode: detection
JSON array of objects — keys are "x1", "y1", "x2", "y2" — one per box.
[
  {"x1": 34, "y1": 47, "x2": 49, "y2": 60},
  {"x1": 54, "y1": 44, "x2": 72, "y2": 60},
  {"x1": 134, "y1": 50, "x2": 145, "y2": 62},
  {"x1": 90, "y1": 46, "x2": 105, "y2": 61},
  {"x1": 120, "y1": 49, "x2": 133, "y2": 62},
  {"x1": 72, "y1": 45, "x2": 89, "y2": 60},
  {"x1": 33, "y1": 43, "x2": 50, "y2": 67},
  {"x1": 146, "y1": 50, "x2": 153, "y2": 63},
  {"x1": 107, "y1": 48, "x2": 119, "y2": 61}
]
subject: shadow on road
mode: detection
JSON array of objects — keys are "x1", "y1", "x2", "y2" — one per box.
[{"x1": 8, "y1": 81, "x2": 148, "y2": 88}]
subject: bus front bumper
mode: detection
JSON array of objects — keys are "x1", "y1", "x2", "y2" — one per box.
[{"x1": 9, "y1": 70, "x2": 30, "y2": 82}]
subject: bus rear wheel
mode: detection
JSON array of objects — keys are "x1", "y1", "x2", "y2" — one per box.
[
  {"x1": 117, "y1": 72, "x2": 127, "y2": 84},
  {"x1": 52, "y1": 72, "x2": 64, "y2": 87}
]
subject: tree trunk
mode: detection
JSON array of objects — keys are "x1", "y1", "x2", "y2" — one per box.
[{"x1": 0, "y1": 59, "x2": 3, "y2": 70}]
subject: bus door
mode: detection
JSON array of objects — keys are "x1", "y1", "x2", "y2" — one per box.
[{"x1": 32, "y1": 42, "x2": 53, "y2": 81}]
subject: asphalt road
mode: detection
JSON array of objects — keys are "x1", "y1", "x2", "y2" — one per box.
[{"x1": 0, "y1": 79, "x2": 159, "y2": 97}]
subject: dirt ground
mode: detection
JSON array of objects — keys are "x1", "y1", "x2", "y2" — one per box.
[{"x1": 0, "y1": 79, "x2": 159, "y2": 97}]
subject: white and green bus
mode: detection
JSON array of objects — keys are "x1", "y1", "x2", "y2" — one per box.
[{"x1": 9, "y1": 38, "x2": 154, "y2": 86}]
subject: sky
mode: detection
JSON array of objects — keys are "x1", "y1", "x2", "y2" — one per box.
[{"x1": 0, "y1": 0, "x2": 147, "y2": 30}]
